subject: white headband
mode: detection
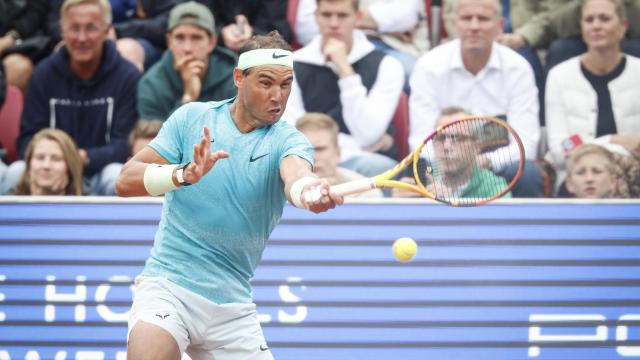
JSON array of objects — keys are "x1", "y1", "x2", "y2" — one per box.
[{"x1": 237, "y1": 49, "x2": 293, "y2": 70}]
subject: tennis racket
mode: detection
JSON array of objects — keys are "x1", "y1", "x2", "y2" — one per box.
[{"x1": 311, "y1": 115, "x2": 525, "y2": 207}]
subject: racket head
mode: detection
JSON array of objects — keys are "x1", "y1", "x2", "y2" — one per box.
[{"x1": 404, "y1": 115, "x2": 525, "y2": 206}]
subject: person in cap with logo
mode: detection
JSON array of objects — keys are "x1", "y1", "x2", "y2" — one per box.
[
  {"x1": 137, "y1": 1, "x2": 237, "y2": 122},
  {"x1": 117, "y1": 30, "x2": 343, "y2": 360}
]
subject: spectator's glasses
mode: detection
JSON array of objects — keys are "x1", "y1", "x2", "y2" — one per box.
[
  {"x1": 63, "y1": 24, "x2": 107, "y2": 38},
  {"x1": 434, "y1": 133, "x2": 476, "y2": 143}
]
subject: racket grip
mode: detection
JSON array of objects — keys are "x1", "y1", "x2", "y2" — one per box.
[{"x1": 331, "y1": 178, "x2": 376, "y2": 196}]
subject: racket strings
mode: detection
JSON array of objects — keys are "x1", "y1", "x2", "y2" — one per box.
[{"x1": 417, "y1": 118, "x2": 518, "y2": 206}]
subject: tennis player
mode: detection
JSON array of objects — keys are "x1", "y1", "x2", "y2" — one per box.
[{"x1": 116, "y1": 31, "x2": 343, "y2": 360}]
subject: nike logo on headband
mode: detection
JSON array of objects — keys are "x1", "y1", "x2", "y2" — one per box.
[{"x1": 272, "y1": 52, "x2": 288, "y2": 59}]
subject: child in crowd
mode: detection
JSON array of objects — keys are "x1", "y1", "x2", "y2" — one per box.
[{"x1": 564, "y1": 143, "x2": 639, "y2": 198}]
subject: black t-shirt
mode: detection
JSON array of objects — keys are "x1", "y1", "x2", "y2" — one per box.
[{"x1": 581, "y1": 56, "x2": 626, "y2": 137}]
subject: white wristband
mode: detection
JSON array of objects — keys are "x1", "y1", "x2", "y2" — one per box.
[
  {"x1": 289, "y1": 176, "x2": 316, "y2": 208},
  {"x1": 143, "y1": 164, "x2": 178, "y2": 196}
]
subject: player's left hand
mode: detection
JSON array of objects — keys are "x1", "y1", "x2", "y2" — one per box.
[
  {"x1": 183, "y1": 126, "x2": 229, "y2": 184},
  {"x1": 303, "y1": 179, "x2": 344, "y2": 213}
]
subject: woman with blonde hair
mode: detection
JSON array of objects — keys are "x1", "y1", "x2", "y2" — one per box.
[
  {"x1": 13, "y1": 129, "x2": 83, "y2": 195},
  {"x1": 546, "y1": 0, "x2": 640, "y2": 187}
]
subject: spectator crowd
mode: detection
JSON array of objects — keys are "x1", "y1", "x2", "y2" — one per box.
[{"x1": 0, "y1": 0, "x2": 638, "y2": 199}]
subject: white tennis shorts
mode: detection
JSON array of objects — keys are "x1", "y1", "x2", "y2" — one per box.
[{"x1": 128, "y1": 276, "x2": 274, "y2": 360}]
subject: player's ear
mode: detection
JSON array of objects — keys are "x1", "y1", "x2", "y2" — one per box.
[{"x1": 233, "y1": 68, "x2": 244, "y2": 88}]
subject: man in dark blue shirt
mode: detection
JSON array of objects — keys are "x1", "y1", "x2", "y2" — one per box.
[{"x1": 1, "y1": 0, "x2": 141, "y2": 195}]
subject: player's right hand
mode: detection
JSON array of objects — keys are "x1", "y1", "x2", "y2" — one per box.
[{"x1": 303, "y1": 179, "x2": 344, "y2": 213}]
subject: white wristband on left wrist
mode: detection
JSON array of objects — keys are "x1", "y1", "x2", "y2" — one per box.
[{"x1": 143, "y1": 164, "x2": 178, "y2": 196}]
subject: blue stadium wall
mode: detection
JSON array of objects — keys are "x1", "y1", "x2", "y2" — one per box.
[{"x1": 1, "y1": 197, "x2": 640, "y2": 360}]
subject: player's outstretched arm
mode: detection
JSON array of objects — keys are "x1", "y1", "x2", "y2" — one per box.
[
  {"x1": 280, "y1": 155, "x2": 344, "y2": 213},
  {"x1": 115, "y1": 126, "x2": 229, "y2": 197}
]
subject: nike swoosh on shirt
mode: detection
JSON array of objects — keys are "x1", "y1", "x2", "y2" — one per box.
[{"x1": 249, "y1": 153, "x2": 269, "y2": 162}]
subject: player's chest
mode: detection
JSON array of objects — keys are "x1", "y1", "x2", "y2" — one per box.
[{"x1": 206, "y1": 133, "x2": 279, "y2": 202}]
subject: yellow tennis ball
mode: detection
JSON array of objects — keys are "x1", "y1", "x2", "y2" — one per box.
[{"x1": 393, "y1": 237, "x2": 417, "y2": 263}]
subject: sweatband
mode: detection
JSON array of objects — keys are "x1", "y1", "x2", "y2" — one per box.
[
  {"x1": 237, "y1": 49, "x2": 293, "y2": 70},
  {"x1": 143, "y1": 164, "x2": 178, "y2": 196},
  {"x1": 289, "y1": 176, "x2": 316, "y2": 208}
]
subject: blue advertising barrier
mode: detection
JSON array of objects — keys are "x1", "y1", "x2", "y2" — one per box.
[{"x1": 1, "y1": 197, "x2": 640, "y2": 360}]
